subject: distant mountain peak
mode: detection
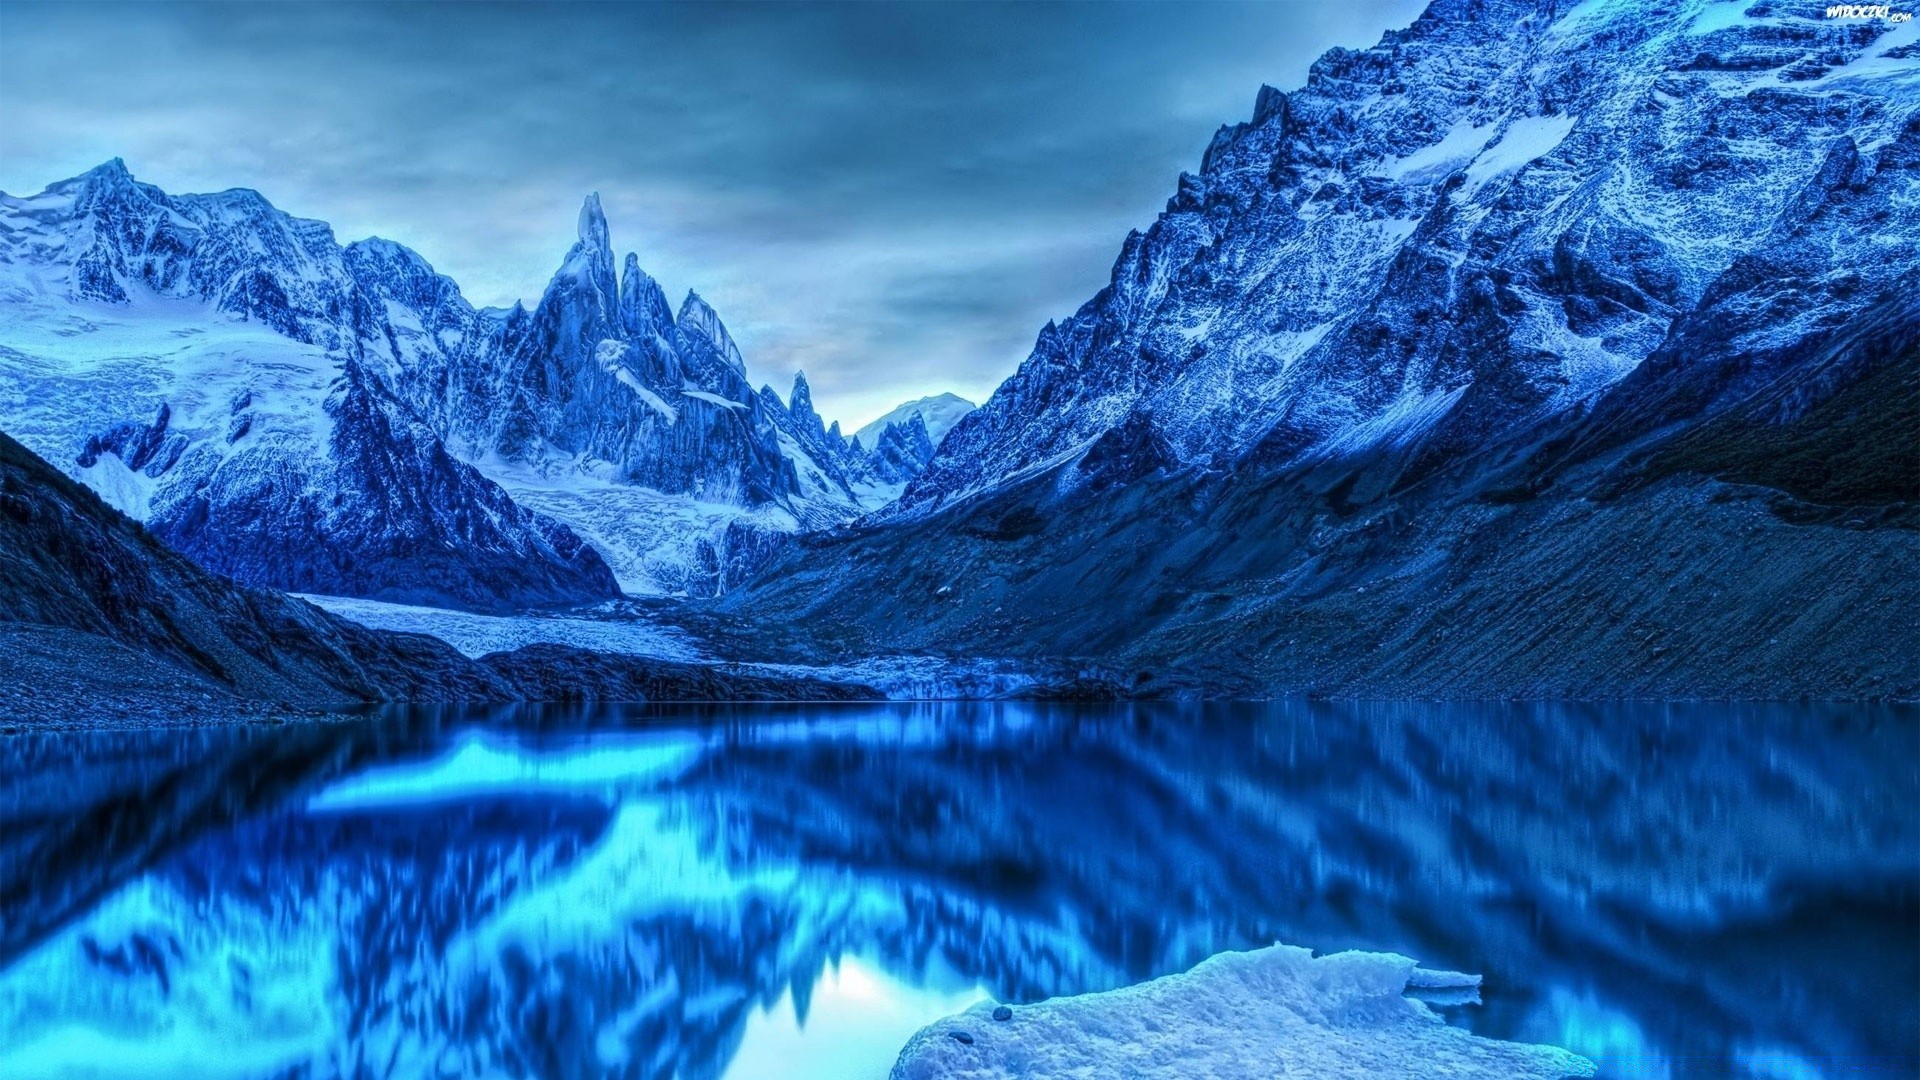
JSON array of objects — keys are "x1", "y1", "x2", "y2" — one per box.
[
  {"x1": 577, "y1": 191, "x2": 610, "y2": 249},
  {"x1": 853, "y1": 393, "x2": 975, "y2": 450},
  {"x1": 81, "y1": 157, "x2": 133, "y2": 184}
]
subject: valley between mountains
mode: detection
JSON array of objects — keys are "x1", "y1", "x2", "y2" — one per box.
[{"x1": 2, "y1": 0, "x2": 1916, "y2": 720}]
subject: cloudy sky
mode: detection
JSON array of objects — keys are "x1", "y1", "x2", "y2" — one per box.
[{"x1": 1, "y1": 1, "x2": 1423, "y2": 429}]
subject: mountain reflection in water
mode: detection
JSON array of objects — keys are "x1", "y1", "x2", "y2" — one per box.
[{"x1": 0, "y1": 702, "x2": 1913, "y2": 1079}]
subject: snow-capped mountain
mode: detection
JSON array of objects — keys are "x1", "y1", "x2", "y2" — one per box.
[
  {"x1": 895, "y1": 0, "x2": 1918, "y2": 517},
  {"x1": 726, "y1": 0, "x2": 1920, "y2": 698},
  {"x1": 0, "y1": 161, "x2": 620, "y2": 611},
  {"x1": 853, "y1": 392, "x2": 975, "y2": 451},
  {"x1": 366, "y1": 193, "x2": 880, "y2": 594},
  {"x1": 857, "y1": 411, "x2": 938, "y2": 485},
  {"x1": 829, "y1": 392, "x2": 977, "y2": 497},
  {"x1": 0, "y1": 165, "x2": 958, "y2": 602},
  {"x1": 759, "y1": 385, "x2": 970, "y2": 502}
]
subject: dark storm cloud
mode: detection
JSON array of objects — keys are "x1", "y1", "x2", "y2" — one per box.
[{"x1": 0, "y1": 0, "x2": 1424, "y2": 427}]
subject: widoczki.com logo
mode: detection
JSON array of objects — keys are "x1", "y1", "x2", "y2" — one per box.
[{"x1": 1825, "y1": 4, "x2": 1913, "y2": 20}]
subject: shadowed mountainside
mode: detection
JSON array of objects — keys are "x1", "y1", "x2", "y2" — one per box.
[
  {"x1": 718, "y1": 0, "x2": 1920, "y2": 699},
  {"x1": 0, "y1": 430, "x2": 890, "y2": 723},
  {"x1": 0, "y1": 429, "x2": 510, "y2": 719}
]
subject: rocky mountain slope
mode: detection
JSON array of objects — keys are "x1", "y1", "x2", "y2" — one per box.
[
  {"x1": 724, "y1": 0, "x2": 1920, "y2": 698},
  {"x1": 0, "y1": 428, "x2": 510, "y2": 720}
]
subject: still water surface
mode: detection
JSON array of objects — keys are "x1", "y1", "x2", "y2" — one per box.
[{"x1": 0, "y1": 702, "x2": 1913, "y2": 1078}]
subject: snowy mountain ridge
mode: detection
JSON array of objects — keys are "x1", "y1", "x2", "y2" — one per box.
[
  {"x1": 853, "y1": 392, "x2": 975, "y2": 451},
  {"x1": 891, "y1": 0, "x2": 1920, "y2": 518},
  {"x1": 0, "y1": 163, "x2": 958, "y2": 601},
  {"x1": 722, "y1": 0, "x2": 1920, "y2": 699},
  {"x1": 0, "y1": 161, "x2": 621, "y2": 610}
]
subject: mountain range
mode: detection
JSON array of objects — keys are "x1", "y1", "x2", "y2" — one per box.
[
  {"x1": 1, "y1": 0, "x2": 1914, "y2": 704},
  {"x1": 721, "y1": 0, "x2": 1920, "y2": 698},
  {"x1": 0, "y1": 166, "x2": 967, "y2": 608}
]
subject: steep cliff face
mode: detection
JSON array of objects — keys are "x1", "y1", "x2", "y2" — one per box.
[
  {"x1": 724, "y1": 0, "x2": 1920, "y2": 698},
  {"x1": 0, "y1": 163, "x2": 622, "y2": 611},
  {"x1": 411, "y1": 197, "x2": 802, "y2": 507}
]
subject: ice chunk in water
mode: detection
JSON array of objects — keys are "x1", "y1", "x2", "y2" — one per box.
[{"x1": 890, "y1": 944, "x2": 1592, "y2": 1079}]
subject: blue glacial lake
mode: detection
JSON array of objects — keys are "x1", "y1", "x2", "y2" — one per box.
[{"x1": 0, "y1": 702, "x2": 1914, "y2": 1078}]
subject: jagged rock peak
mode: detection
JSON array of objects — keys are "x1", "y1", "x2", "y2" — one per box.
[
  {"x1": 790, "y1": 371, "x2": 817, "y2": 419},
  {"x1": 76, "y1": 157, "x2": 135, "y2": 188},
  {"x1": 1252, "y1": 84, "x2": 1286, "y2": 126},
  {"x1": 548, "y1": 193, "x2": 618, "y2": 310},
  {"x1": 63, "y1": 157, "x2": 165, "y2": 213},
  {"x1": 676, "y1": 290, "x2": 746, "y2": 371},
  {"x1": 577, "y1": 192, "x2": 610, "y2": 250},
  {"x1": 853, "y1": 392, "x2": 976, "y2": 450},
  {"x1": 860, "y1": 409, "x2": 938, "y2": 484},
  {"x1": 619, "y1": 252, "x2": 675, "y2": 338}
]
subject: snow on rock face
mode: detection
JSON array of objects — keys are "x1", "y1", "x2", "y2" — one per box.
[
  {"x1": 890, "y1": 944, "x2": 1593, "y2": 1080},
  {"x1": 860, "y1": 412, "x2": 939, "y2": 486},
  {"x1": 893, "y1": 0, "x2": 1920, "y2": 516},
  {"x1": 0, "y1": 173, "x2": 621, "y2": 609}
]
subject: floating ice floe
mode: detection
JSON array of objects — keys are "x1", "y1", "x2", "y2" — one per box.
[{"x1": 890, "y1": 943, "x2": 1594, "y2": 1080}]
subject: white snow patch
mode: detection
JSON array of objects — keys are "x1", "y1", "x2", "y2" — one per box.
[
  {"x1": 74, "y1": 452, "x2": 158, "y2": 519},
  {"x1": 1264, "y1": 320, "x2": 1337, "y2": 379},
  {"x1": 1313, "y1": 384, "x2": 1468, "y2": 461},
  {"x1": 296, "y1": 593, "x2": 703, "y2": 661},
  {"x1": 1686, "y1": 0, "x2": 1760, "y2": 35},
  {"x1": 592, "y1": 338, "x2": 678, "y2": 421},
  {"x1": 1507, "y1": 295, "x2": 1645, "y2": 408},
  {"x1": 1378, "y1": 121, "x2": 1498, "y2": 184},
  {"x1": 1799, "y1": 17, "x2": 1920, "y2": 90},
  {"x1": 891, "y1": 943, "x2": 1593, "y2": 1079},
  {"x1": 1375, "y1": 216, "x2": 1422, "y2": 248},
  {"x1": 681, "y1": 384, "x2": 747, "y2": 410},
  {"x1": 621, "y1": 373, "x2": 677, "y2": 422},
  {"x1": 1460, "y1": 115, "x2": 1579, "y2": 199},
  {"x1": 593, "y1": 338, "x2": 627, "y2": 365}
]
